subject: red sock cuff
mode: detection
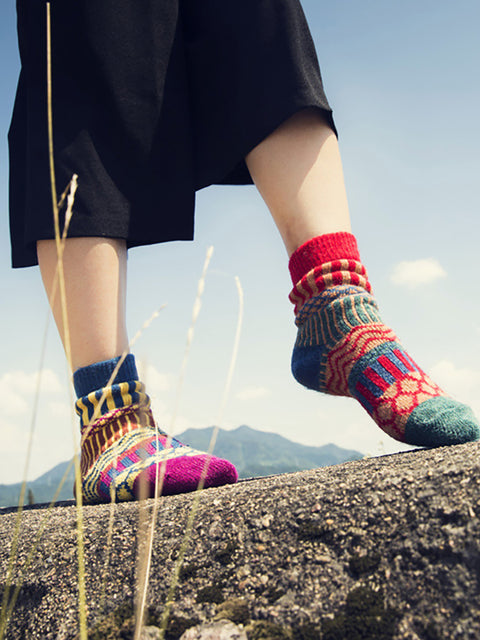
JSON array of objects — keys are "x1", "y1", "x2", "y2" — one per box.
[{"x1": 289, "y1": 233, "x2": 361, "y2": 284}]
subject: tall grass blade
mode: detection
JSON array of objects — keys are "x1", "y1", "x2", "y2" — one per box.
[
  {"x1": 0, "y1": 175, "x2": 78, "y2": 640},
  {"x1": 46, "y1": 5, "x2": 86, "y2": 637},
  {"x1": 133, "y1": 246, "x2": 214, "y2": 640},
  {"x1": 169, "y1": 245, "x2": 214, "y2": 435},
  {"x1": 158, "y1": 275, "x2": 244, "y2": 638}
]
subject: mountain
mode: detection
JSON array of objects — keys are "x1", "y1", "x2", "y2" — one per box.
[
  {"x1": 0, "y1": 425, "x2": 363, "y2": 508},
  {"x1": 0, "y1": 460, "x2": 77, "y2": 508},
  {"x1": 178, "y1": 425, "x2": 362, "y2": 478}
]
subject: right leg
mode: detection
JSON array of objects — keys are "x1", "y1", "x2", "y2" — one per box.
[
  {"x1": 37, "y1": 237, "x2": 237, "y2": 503},
  {"x1": 245, "y1": 109, "x2": 480, "y2": 448}
]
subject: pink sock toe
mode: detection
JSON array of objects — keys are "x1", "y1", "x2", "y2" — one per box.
[{"x1": 132, "y1": 454, "x2": 238, "y2": 498}]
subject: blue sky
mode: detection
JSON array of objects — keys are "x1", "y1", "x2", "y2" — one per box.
[{"x1": 1, "y1": 1, "x2": 479, "y2": 483}]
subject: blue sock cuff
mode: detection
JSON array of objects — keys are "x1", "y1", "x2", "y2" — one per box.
[{"x1": 73, "y1": 354, "x2": 138, "y2": 398}]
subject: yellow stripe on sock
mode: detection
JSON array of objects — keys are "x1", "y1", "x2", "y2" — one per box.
[
  {"x1": 76, "y1": 398, "x2": 90, "y2": 426},
  {"x1": 95, "y1": 430, "x2": 102, "y2": 455},
  {"x1": 104, "y1": 387, "x2": 116, "y2": 412},
  {"x1": 120, "y1": 381, "x2": 133, "y2": 408}
]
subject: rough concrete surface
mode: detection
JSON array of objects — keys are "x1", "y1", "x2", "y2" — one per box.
[{"x1": 1, "y1": 442, "x2": 480, "y2": 640}]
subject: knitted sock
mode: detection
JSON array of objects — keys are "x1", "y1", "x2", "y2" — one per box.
[
  {"x1": 74, "y1": 355, "x2": 238, "y2": 503},
  {"x1": 289, "y1": 233, "x2": 480, "y2": 447}
]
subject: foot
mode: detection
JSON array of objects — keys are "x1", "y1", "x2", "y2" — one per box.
[
  {"x1": 80, "y1": 403, "x2": 238, "y2": 504},
  {"x1": 292, "y1": 284, "x2": 479, "y2": 446},
  {"x1": 289, "y1": 233, "x2": 480, "y2": 447}
]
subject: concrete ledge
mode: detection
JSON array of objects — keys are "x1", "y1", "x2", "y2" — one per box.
[{"x1": 1, "y1": 442, "x2": 480, "y2": 639}]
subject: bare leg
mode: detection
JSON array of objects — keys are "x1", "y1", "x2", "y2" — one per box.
[
  {"x1": 245, "y1": 108, "x2": 351, "y2": 257},
  {"x1": 36, "y1": 236, "x2": 238, "y2": 503},
  {"x1": 37, "y1": 237, "x2": 129, "y2": 372},
  {"x1": 244, "y1": 107, "x2": 480, "y2": 449}
]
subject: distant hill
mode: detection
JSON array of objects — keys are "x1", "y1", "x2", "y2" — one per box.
[
  {"x1": 179, "y1": 425, "x2": 362, "y2": 478},
  {"x1": 0, "y1": 425, "x2": 362, "y2": 508},
  {"x1": 0, "y1": 460, "x2": 76, "y2": 508}
]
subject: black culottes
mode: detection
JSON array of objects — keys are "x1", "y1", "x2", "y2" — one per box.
[{"x1": 9, "y1": 0, "x2": 337, "y2": 268}]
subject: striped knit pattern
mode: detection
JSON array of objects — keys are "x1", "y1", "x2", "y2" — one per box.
[
  {"x1": 80, "y1": 403, "x2": 154, "y2": 477},
  {"x1": 289, "y1": 261, "x2": 371, "y2": 315},
  {"x1": 80, "y1": 404, "x2": 238, "y2": 504},
  {"x1": 325, "y1": 324, "x2": 399, "y2": 395},
  {"x1": 346, "y1": 339, "x2": 445, "y2": 441},
  {"x1": 290, "y1": 235, "x2": 480, "y2": 447},
  {"x1": 75, "y1": 380, "x2": 148, "y2": 427}
]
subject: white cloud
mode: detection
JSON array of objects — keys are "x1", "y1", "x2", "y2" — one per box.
[
  {"x1": 0, "y1": 418, "x2": 30, "y2": 454},
  {"x1": 0, "y1": 369, "x2": 64, "y2": 395},
  {"x1": 235, "y1": 386, "x2": 271, "y2": 401},
  {"x1": 390, "y1": 258, "x2": 447, "y2": 289},
  {"x1": 0, "y1": 388, "x2": 29, "y2": 415},
  {"x1": 0, "y1": 369, "x2": 77, "y2": 483},
  {"x1": 0, "y1": 369, "x2": 64, "y2": 417},
  {"x1": 429, "y1": 360, "x2": 480, "y2": 406}
]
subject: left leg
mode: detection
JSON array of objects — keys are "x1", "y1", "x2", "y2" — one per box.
[
  {"x1": 245, "y1": 108, "x2": 480, "y2": 447},
  {"x1": 246, "y1": 107, "x2": 351, "y2": 256},
  {"x1": 37, "y1": 238, "x2": 238, "y2": 503}
]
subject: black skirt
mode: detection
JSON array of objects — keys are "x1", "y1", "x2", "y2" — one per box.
[{"x1": 9, "y1": 0, "x2": 337, "y2": 268}]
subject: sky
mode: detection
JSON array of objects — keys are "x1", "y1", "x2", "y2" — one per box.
[{"x1": 1, "y1": 0, "x2": 479, "y2": 484}]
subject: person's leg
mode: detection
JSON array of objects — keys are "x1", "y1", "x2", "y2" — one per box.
[
  {"x1": 37, "y1": 237, "x2": 129, "y2": 370},
  {"x1": 245, "y1": 107, "x2": 480, "y2": 447},
  {"x1": 245, "y1": 108, "x2": 351, "y2": 257},
  {"x1": 37, "y1": 237, "x2": 237, "y2": 503}
]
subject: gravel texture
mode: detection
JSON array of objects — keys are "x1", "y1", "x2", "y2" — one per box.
[{"x1": 1, "y1": 442, "x2": 480, "y2": 640}]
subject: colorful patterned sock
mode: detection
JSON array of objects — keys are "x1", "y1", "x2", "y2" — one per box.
[
  {"x1": 289, "y1": 233, "x2": 480, "y2": 447},
  {"x1": 74, "y1": 356, "x2": 238, "y2": 503}
]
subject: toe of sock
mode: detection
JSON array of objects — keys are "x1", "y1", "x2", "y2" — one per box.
[
  {"x1": 404, "y1": 396, "x2": 480, "y2": 447},
  {"x1": 133, "y1": 454, "x2": 238, "y2": 498},
  {"x1": 200, "y1": 455, "x2": 239, "y2": 489}
]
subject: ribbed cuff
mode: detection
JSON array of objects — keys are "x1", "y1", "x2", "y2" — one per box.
[
  {"x1": 288, "y1": 233, "x2": 361, "y2": 284},
  {"x1": 73, "y1": 354, "x2": 138, "y2": 398}
]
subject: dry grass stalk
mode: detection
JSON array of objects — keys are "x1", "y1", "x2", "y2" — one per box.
[
  {"x1": 46, "y1": 4, "x2": 86, "y2": 637},
  {"x1": 0, "y1": 172, "x2": 78, "y2": 640},
  {"x1": 133, "y1": 246, "x2": 214, "y2": 640},
  {"x1": 157, "y1": 275, "x2": 244, "y2": 639}
]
